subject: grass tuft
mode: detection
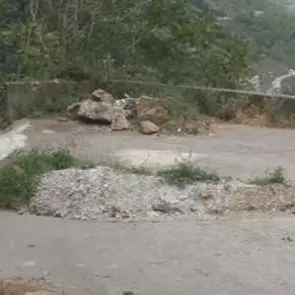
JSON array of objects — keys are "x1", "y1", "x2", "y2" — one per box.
[
  {"x1": 156, "y1": 161, "x2": 220, "y2": 188},
  {"x1": 0, "y1": 148, "x2": 79, "y2": 210},
  {"x1": 248, "y1": 167, "x2": 288, "y2": 186}
]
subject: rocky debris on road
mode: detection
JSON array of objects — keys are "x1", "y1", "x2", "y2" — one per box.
[
  {"x1": 66, "y1": 102, "x2": 81, "y2": 120},
  {"x1": 111, "y1": 106, "x2": 130, "y2": 131},
  {"x1": 66, "y1": 89, "x2": 126, "y2": 129},
  {"x1": 139, "y1": 120, "x2": 159, "y2": 135},
  {"x1": 78, "y1": 99, "x2": 114, "y2": 124},
  {"x1": 119, "y1": 94, "x2": 137, "y2": 120},
  {"x1": 65, "y1": 88, "x2": 212, "y2": 135},
  {"x1": 28, "y1": 166, "x2": 295, "y2": 221},
  {"x1": 91, "y1": 88, "x2": 115, "y2": 104},
  {"x1": 136, "y1": 95, "x2": 169, "y2": 125}
]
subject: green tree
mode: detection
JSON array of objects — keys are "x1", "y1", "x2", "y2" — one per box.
[{"x1": 0, "y1": 0, "x2": 252, "y2": 88}]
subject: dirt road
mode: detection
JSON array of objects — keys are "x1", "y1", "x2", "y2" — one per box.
[
  {"x1": 1, "y1": 212, "x2": 295, "y2": 295},
  {"x1": 21, "y1": 119, "x2": 295, "y2": 180},
  {"x1": 2, "y1": 120, "x2": 295, "y2": 294}
]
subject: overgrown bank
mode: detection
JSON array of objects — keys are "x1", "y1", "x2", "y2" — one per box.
[{"x1": 0, "y1": 149, "x2": 82, "y2": 210}]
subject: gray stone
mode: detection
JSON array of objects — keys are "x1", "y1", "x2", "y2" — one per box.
[
  {"x1": 139, "y1": 120, "x2": 159, "y2": 135},
  {"x1": 78, "y1": 100, "x2": 113, "y2": 124},
  {"x1": 111, "y1": 107, "x2": 130, "y2": 131},
  {"x1": 91, "y1": 89, "x2": 115, "y2": 104}
]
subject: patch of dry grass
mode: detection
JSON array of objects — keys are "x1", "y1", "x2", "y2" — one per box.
[{"x1": 0, "y1": 277, "x2": 53, "y2": 295}]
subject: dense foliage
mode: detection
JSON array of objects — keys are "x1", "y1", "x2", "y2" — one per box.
[
  {"x1": 203, "y1": 0, "x2": 295, "y2": 68},
  {"x1": 0, "y1": 0, "x2": 251, "y2": 88}
]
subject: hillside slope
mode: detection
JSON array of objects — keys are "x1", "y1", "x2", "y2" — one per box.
[{"x1": 196, "y1": 0, "x2": 295, "y2": 71}]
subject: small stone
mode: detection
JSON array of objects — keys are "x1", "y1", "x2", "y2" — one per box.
[
  {"x1": 56, "y1": 116, "x2": 68, "y2": 122},
  {"x1": 246, "y1": 204, "x2": 256, "y2": 211},
  {"x1": 121, "y1": 210, "x2": 130, "y2": 219},
  {"x1": 152, "y1": 198, "x2": 172, "y2": 213},
  {"x1": 179, "y1": 195, "x2": 188, "y2": 201},
  {"x1": 22, "y1": 261, "x2": 36, "y2": 267},
  {"x1": 41, "y1": 129, "x2": 55, "y2": 135},
  {"x1": 26, "y1": 244, "x2": 36, "y2": 248},
  {"x1": 139, "y1": 120, "x2": 159, "y2": 135},
  {"x1": 200, "y1": 192, "x2": 214, "y2": 200},
  {"x1": 151, "y1": 198, "x2": 184, "y2": 214},
  {"x1": 147, "y1": 211, "x2": 159, "y2": 218},
  {"x1": 282, "y1": 236, "x2": 294, "y2": 242},
  {"x1": 190, "y1": 206, "x2": 198, "y2": 212}
]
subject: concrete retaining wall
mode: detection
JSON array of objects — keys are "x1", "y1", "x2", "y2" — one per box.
[
  {"x1": 2, "y1": 79, "x2": 295, "y2": 120},
  {"x1": 3, "y1": 80, "x2": 93, "y2": 120}
]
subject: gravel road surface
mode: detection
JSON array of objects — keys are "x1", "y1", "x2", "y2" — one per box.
[
  {"x1": 1, "y1": 212, "x2": 295, "y2": 295},
  {"x1": 2, "y1": 119, "x2": 295, "y2": 294},
  {"x1": 22, "y1": 119, "x2": 295, "y2": 181}
]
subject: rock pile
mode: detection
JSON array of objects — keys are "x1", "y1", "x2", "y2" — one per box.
[
  {"x1": 66, "y1": 88, "x2": 212, "y2": 135},
  {"x1": 29, "y1": 166, "x2": 295, "y2": 221},
  {"x1": 67, "y1": 89, "x2": 130, "y2": 131}
]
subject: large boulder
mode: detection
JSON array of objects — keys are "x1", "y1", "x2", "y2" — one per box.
[
  {"x1": 91, "y1": 89, "x2": 115, "y2": 104},
  {"x1": 136, "y1": 95, "x2": 169, "y2": 125},
  {"x1": 111, "y1": 107, "x2": 130, "y2": 131},
  {"x1": 67, "y1": 98, "x2": 130, "y2": 130},
  {"x1": 66, "y1": 102, "x2": 81, "y2": 120},
  {"x1": 78, "y1": 99, "x2": 114, "y2": 124},
  {"x1": 139, "y1": 120, "x2": 159, "y2": 135}
]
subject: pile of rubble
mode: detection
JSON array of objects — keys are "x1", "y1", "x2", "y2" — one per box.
[
  {"x1": 66, "y1": 89, "x2": 212, "y2": 135},
  {"x1": 31, "y1": 165, "x2": 295, "y2": 221}
]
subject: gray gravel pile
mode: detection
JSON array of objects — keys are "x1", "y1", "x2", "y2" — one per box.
[{"x1": 29, "y1": 166, "x2": 295, "y2": 220}]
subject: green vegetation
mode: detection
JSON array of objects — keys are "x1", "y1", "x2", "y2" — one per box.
[
  {"x1": 0, "y1": 0, "x2": 251, "y2": 88},
  {"x1": 248, "y1": 167, "x2": 288, "y2": 186},
  {"x1": 97, "y1": 156, "x2": 221, "y2": 188},
  {"x1": 1, "y1": 0, "x2": 294, "y2": 88},
  {"x1": 0, "y1": 0, "x2": 294, "y2": 117},
  {"x1": 0, "y1": 149, "x2": 80, "y2": 210},
  {"x1": 202, "y1": 0, "x2": 295, "y2": 68},
  {"x1": 157, "y1": 161, "x2": 220, "y2": 188},
  {"x1": 16, "y1": 91, "x2": 84, "y2": 118}
]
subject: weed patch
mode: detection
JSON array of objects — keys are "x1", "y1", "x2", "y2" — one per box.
[
  {"x1": 0, "y1": 149, "x2": 79, "y2": 210},
  {"x1": 157, "y1": 161, "x2": 220, "y2": 188},
  {"x1": 248, "y1": 167, "x2": 288, "y2": 186},
  {"x1": 96, "y1": 157, "x2": 221, "y2": 187}
]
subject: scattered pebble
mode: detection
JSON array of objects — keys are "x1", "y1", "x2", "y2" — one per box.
[{"x1": 282, "y1": 236, "x2": 294, "y2": 242}]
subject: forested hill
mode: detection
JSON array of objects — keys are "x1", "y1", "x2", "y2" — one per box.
[
  {"x1": 194, "y1": 0, "x2": 295, "y2": 70},
  {"x1": 0, "y1": 0, "x2": 251, "y2": 88},
  {"x1": 1, "y1": 0, "x2": 294, "y2": 88}
]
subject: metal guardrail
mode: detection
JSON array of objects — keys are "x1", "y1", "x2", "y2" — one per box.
[{"x1": 106, "y1": 79, "x2": 295, "y2": 100}]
